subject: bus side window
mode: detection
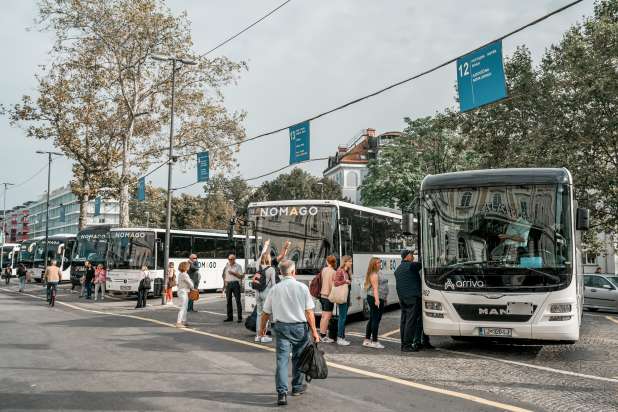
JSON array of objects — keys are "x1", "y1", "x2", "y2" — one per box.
[
  {"x1": 215, "y1": 238, "x2": 234, "y2": 258},
  {"x1": 170, "y1": 235, "x2": 192, "y2": 259},
  {"x1": 192, "y1": 236, "x2": 215, "y2": 259},
  {"x1": 234, "y1": 239, "x2": 245, "y2": 259}
]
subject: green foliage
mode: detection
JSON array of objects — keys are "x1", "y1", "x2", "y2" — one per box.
[{"x1": 251, "y1": 168, "x2": 344, "y2": 203}]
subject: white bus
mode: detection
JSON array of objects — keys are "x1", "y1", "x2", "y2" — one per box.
[
  {"x1": 70, "y1": 225, "x2": 113, "y2": 287},
  {"x1": 106, "y1": 228, "x2": 253, "y2": 296},
  {"x1": 417, "y1": 168, "x2": 588, "y2": 343},
  {"x1": 18, "y1": 237, "x2": 42, "y2": 279},
  {"x1": 1, "y1": 243, "x2": 21, "y2": 278},
  {"x1": 243, "y1": 200, "x2": 410, "y2": 316},
  {"x1": 32, "y1": 234, "x2": 76, "y2": 282}
]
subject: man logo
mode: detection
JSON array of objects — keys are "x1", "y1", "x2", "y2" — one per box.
[{"x1": 444, "y1": 279, "x2": 455, "y2": 290}]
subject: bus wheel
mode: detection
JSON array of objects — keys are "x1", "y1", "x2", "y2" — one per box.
[{"x1": 361, "y1": 299, "x2": 370, "y2": 320}]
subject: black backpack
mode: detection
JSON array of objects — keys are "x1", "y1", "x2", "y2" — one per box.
[
  {"x1": 298, "y1": 342, "x2": 328, "y2": 382},
  {"x1": 140, "y1": 276, "x2": 152, "y2": 290},
  {"x1": 251, "y1": 267, "x2": 270, "y2": 292}
]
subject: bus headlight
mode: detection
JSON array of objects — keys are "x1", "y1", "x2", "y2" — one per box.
[
  {"x1": 425, "y1": 301, "x2": 443, "y2": 311},
  {"x1": 550, "y1": 303, "x2": 571, "y2": 313}
]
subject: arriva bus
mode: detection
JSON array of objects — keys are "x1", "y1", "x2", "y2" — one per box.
[
  {"x1": 243, "y1": 200, "x2": 410, "y2": 316},
  {"x1": 32, "y1": 234, "x2": 76, "y2": 283},
  {"x1": 70, "y1": 225, "x2": 113, "y2": 287},
  {"x1": 106, "y1": 228, "x2": 253, "y2": 296},
  {"x1": 417, "y1": 168, "x2": 588, "y2": 343},
  {"x1": 1, "y1": 243, "x2": 20, "y2": 278}
]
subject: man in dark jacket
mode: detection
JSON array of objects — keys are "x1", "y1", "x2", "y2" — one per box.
[
  {"x1": 395, "y1": 249, "x2": 431, "y2": 352},
  {"x1": 187, "y1": 254, "x2": 201, "y2": 312}
]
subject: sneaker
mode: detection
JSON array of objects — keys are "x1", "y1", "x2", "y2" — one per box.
[
  {"x1": 260, "y1": 336, "x2": 273, "y2": 343},
  {"x1": 362, "y1": 339, "x2": 372, "y2": 347},
  {"x1": 292, "y1": 384, "x2": 307, "y2": 396},
  {"x1": 321, "y1": 336, "x2": 334, "y2": 343},
  {"x1": 175, "y1": 323, "x2": 186, "y2": 328},
  {"x1": 277, "y1": 393, "x2": 287, "y2": 406},
  {"x1": 337, "y1": 338, "x2": 350, "y2": 346},
  {"x1": 254, "y1": 336, "x2": 262, "y2": 342},
  {"x1": 370, "y1": 341, "x2": 385, "y2": 349}
]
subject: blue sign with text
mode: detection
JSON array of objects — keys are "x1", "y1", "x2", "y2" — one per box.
[
  {"x1": 197, "y1": 152, "x2": 210, "y2": 182},
  {"x1": 289, "y1": 121, "x2": 310, "y2": 164},
  {"x1": 457, "y1": 40, "x2": 507, "y2": 112},
  {"x1": 94, "y1": 196, "x2": 101, "y2": 217},
  {"x1": 137, "y1": 177, "x2": 146, "y2": 202}
]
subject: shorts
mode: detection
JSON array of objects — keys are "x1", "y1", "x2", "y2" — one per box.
[{"x1": 319, "y1": 297, "x2": 334, "y2": 312}]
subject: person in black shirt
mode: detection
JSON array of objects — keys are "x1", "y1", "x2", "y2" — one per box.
[
  {"x1": 84, "y1": 261, "x2": 95, "y2": 300},
  {"x1": 187, "y1": 254, "x2": 201, "y2": 312}
]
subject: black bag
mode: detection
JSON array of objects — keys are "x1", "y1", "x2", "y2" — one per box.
[
  {"x1": 251, "y1": 269, "x2": 268, "y2": 292},
  {"x1": 245, "y1": 306, "x2": 257, "y2": 332},
  {"x1": 140, "y1": 276, "x2": 152, "y2": 290},
  {"x1": 298, "y1": 342, "x2": 328, "y2": 382}
]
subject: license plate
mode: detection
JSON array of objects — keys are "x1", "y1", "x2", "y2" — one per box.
[
  {"x1": 120, "y1": 286, "x2": 131, "y2": 291},
  {"x1": 479, "y1": 327, "x2": 512, "y2": 337}
]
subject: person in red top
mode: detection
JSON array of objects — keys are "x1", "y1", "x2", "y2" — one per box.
[
  {"x1": 334, "y1": 255, "x2": 353, "y2": 346},
  {"x1": 93, "y1": 264, "x2": 107, "y2": 301}
]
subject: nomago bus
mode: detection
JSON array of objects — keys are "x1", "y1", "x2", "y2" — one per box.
[
  {"x1": 18, "y1": 237, "x2": 41, "y2": 278},
  {"x1": 243, "y1": 200, "x2": 411, "y2": 317},
  {"x1": 415, "y1": 168, "x2": 589, "y2": 344},
  {"x1": 106, "y1": 227, "x2": 252, "y2": 296},
  {"x1": 31, "y1": 234, "x2": 76, "y2": 283},
  {"x1": 70, "y1": 225, "x2": 113, "y2": 288},
  {"x1": 1, "y1": 243, "x2": 21, "y2": 278}
]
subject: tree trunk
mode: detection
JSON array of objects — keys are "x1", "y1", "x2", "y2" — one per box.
[
  {"x1": 78, "y1": 193, "x2": 89, "y2": 230},
  {"x1": 119, "y1": 119, "x2": 134, "y2": 227}
]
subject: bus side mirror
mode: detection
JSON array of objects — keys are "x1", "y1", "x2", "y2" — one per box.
[
  {"x1": 402, "y1": 213, "x2": 417, "y2": 236},
  {"x1": 58, "y1": 244, "x2": 64, "y2": 255},
  {"x1": 576, "y1": 208, "x2": 590, "y2": 231},
  {"x1": 156, "y1": 239, "x2": 163, "y2": 251}
]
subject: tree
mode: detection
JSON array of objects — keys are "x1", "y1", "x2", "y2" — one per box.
[
  {"x1": 251, "y1": 168, "x2": 344, "y2": 203},
  {"x1": 361, "y1": 114, "x2": 478, "y2": 210},
  {"x1": 33, "y1": 0, "x2": 246, "y2": 226}
]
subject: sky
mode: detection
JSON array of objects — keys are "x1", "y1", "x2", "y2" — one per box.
[{"x1": 0, "y1": 0, "x2": 595, "y2": 209}]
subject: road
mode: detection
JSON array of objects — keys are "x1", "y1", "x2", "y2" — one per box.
[{"x1": 1, "y1": 283, "x2": 617, "y2": 411}]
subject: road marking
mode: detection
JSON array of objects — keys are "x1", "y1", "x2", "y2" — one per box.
[
  {"x1": 379, "y1": 328, "x2": 400, "y2": 338},
  {"x1": 605, "y1": 316, "x2": 618, "y2": 325},
  {"x1": 345, "y1": 331, "x2": 618, "y2": 384},
  {"x1": 0, "y1": 288, "x2": 530, "y2": 412}
]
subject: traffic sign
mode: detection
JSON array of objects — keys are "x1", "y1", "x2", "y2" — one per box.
[
  {"x1": 94, "y1": 196, "x2": 101, "y2": 217},
  {"x1": 289, "y1": 121, "x2": 310, "y2": 164},
  {"x1": 457, "y1": 40, "x2": 507, "y2": 112},
  {"x1": 137, "y1": 177, "x2": 146, "y2": 202},
  {"x1": 197, "y1": 151, "x2": 210, "y2": 182}
]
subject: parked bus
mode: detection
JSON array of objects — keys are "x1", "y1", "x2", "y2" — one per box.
[
  {"x1": 18, "y1": 238, "x2": 41, "y2": 275},
  {"x1": 1, "y1": 243, "x2": 20, "y2": 278},
  {"x1": 417, "y1": 168, "x2": 588, "y2": 343},
  {"x1": 70, "y1": 225, "x2": 113, "y2": 287},
  {"x1": 32, "y1": 234, "x2": 76, "y2": 283},
  {"x1": 243, "y1": 200, "x2": 409, "y2": 316},
  {"x1": 106, "y1": 228, "x2": 252, "y2": 296}
]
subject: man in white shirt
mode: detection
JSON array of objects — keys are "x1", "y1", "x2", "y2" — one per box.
[
  {"x1": 222, "y1": 254, "x2": 244, "y2": 322},
  {"x1": 259, "y1": 259, "x2": 319, "y2": 406}
]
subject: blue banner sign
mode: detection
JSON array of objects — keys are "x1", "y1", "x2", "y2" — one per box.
[
  {"x1": 289, "y1": 121, "x2": 310, "y2": 164},
  {"x1": 457, "y1": 40, "x2": 507, "y2": 112},
  {"x1": 197, "y1": 151, "x2": 210, "y2": 182},
  {"x1": 137, "y1": 177, "x2": 146, "y2": 202},
  {"x1": 94, "y1": 196, "x2": 101, "y2": 217}
]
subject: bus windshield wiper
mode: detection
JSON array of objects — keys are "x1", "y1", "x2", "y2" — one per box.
[
  {"x1": 437, "y1": 261, "x2": 487, "y2": 282},
  {"x1": 521, "y1": 267, "x2": 562, "y2": 283}
]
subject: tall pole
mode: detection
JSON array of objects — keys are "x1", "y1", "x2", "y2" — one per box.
[
  {"x1": 162, "y1": 58, "x2": 176, "y2": 305},
  {"x1": 1, "y1": 182, "x2": 15, "y2": 274},
  {"x1": 36, "y1": 151, "x2": 62, "y2": 275}
]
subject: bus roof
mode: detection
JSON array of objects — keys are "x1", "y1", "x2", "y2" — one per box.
[
  {"x1": 109, "y1": 227, "x2": 246, "y2": 239},
  {"x1": 248, "y1": 200, "x2": 402, "y2": 219},
  {"x1": 421, "y1": 168, "x2": 572, "y2": 191}
]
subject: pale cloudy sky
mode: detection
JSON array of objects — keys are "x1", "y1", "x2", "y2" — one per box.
[{"x1": 0, "y1": 0, "x2": 594, "y2": 209}]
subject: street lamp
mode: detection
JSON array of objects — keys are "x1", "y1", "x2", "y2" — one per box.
[
  {"x1": 1, "y1": 182, "x2": 15, "y2": 274},
  {"x1": 151, "y1": 54, "x2": 197, "y2": 304},
  {"x1": 36, "y1": 150, "x2": 63, "y2": 272}
]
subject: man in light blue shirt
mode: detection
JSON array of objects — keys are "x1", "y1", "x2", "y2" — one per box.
[{"x1": 259, "y1": 259, "x2": 319, "y2": 406}]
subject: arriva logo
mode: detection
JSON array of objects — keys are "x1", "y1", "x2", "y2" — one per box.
[
  {"x1": 259, "y1": 206, "x2": 319, "y2": 217},
  {"x1": 444, "y1": 278, "x2": 485, "y2": 290}
]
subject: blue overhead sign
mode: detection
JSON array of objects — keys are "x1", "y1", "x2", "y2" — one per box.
[
  {"x1": 137, "y1": 177, "x2": 146, "y2": 202},
  {"x1": 289, "y1": 121, "x2": 310, "y2": 164},
  {"x1": 94, "y1": 196, "x2": 101, "y2": 217},
  {"x1": 457, "y1": 40, "x2": 507, "y2": 112},
  {"x1": 197, "y1": 151, "x2": 210, "y2": 182}
]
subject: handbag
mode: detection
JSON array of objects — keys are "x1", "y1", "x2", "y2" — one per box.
[
  {"x1": 188, "y1": 289, "x2": 200, "y2": 301},
  {"x1": 328, "y1": 284, "x2": 348, "y2": 304},
  {"x1": 298, "y1": 342, "x2": 328, "y2": 382}
]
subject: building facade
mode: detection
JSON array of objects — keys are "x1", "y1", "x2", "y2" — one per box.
[{"x1": 2, "y1": 185, "x2": 119, "y2": 241}]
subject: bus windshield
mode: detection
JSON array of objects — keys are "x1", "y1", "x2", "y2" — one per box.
[
  {"x1": 34, "y1": 241, "x2": 61, "y2": 263},
  {"x1": 20, "y1": 242, "x2": 35, "y2": 262},
  {"x1": 73, "y1": 234, "x2": 109, "y2": 263},
  {"x1": 107, "y1": 231, "x2": 155, "y2": 270},
  {"x1": 1, "y1": 247, "x2": 13, "y2": 267},
  {"x1": 421, "y1": 184, "x2": 573, "y2": 292},
  {"x1": 249, "y1": 205, "x2": 337, "y2": 274}
]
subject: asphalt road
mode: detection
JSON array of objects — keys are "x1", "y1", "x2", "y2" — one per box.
[{"x1": 1, "y1": 282, "x2": 617, "y2": 411}]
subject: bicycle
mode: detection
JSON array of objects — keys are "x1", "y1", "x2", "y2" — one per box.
[{"x1": 46, "y1": 282, "x2": 57, "y2": 308}]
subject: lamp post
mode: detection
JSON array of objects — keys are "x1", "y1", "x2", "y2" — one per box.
[
  {"x1": 1, "y1": 182, "x2": 15, "y2": 274},
  {"x1": 36, "y1": 150, "x2": 63, "y2": 273},
  {"x1": 151, "y1": 54, "x2": 197, "y2": 304}
]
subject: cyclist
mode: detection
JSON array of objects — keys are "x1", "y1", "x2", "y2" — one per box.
[{"x1": 44, "y1": 260, "x2": 61, "y2": 305}]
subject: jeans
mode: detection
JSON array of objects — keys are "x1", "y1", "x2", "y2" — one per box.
[
  {"x1": 365, "y1": 295, "x2": 385, "y2": 342},
  {"x1": 85, "y1": 281, "x2": 93, "y2": 299},
  {"x1": 46, "y1": 282, "x2": 58, "y2": 302},
  {"x1": 136, "y1": 289, "x2": 147, "y2": 308},
  {"x1": 93, "y1": 282, "x2": 105, "y2": 300},
  {"x1": 226, "y1": 281, "x2": 242, "y2": 320},
  {"x1": 18, "y1": 276, "x2": 26, "y2": 291},
  {"x1": 177, "y1": 290, "x2": 189, "y2": 324},
  {"x1": 274, "y1": 322, "x2": 309, "y2": 394},
  {"x1": 337, "y1": 303, "x2": 349, "y2": 338},
  {"x1": 400, "y1": 297, "x2": 420, "y2": 347}
]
